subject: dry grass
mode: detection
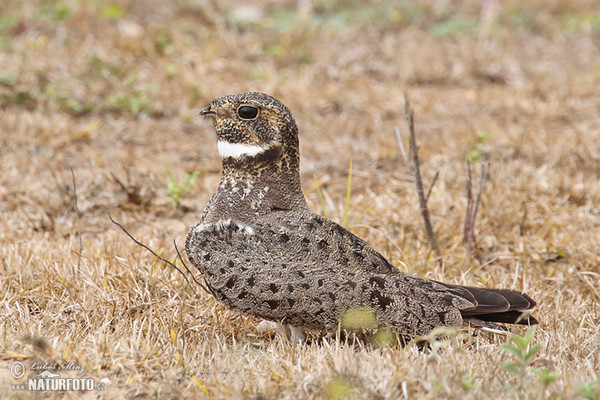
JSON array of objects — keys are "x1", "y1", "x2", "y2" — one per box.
[{"x1": 1, "y1": 0, "x2": 599, "y2": 398}]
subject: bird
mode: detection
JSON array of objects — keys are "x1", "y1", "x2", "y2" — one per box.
[{"x1": 185, "y1": 91, "x2": 537, "y2": 338}]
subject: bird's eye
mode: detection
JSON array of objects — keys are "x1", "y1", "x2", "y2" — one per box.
[{"x1": 237, "y1": 105, "x2": 259, "y2": 120}]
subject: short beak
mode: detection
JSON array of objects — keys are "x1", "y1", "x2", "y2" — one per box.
[{"x1": 199, "y1": 106, "x2": 216, "y2": 117}]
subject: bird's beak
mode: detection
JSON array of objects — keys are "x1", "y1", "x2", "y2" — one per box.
[{"x1": 199, "y1": 106, "x2": 216, "y2": 117}]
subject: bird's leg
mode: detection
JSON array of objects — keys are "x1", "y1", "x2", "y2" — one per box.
[
  {"x1": 256, "y1": 320, "x2": 306, "y2": 342},
  {"x1": 286, "y1": 325, "x2": 306, "y2": 342}
]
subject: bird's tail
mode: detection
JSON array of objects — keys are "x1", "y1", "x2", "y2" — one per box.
[{"x1": 439, "y1": 283, "x2": 538, "y2": 325}]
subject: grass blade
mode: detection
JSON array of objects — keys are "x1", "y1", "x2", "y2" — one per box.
[{"x1": 343, "y1": 158, "x2": 352, "y2": 228}]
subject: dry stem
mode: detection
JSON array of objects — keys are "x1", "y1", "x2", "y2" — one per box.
[
  {"x1": 403, "y1": 92, "x2": 442, "y2": 258},
  {"x1": 108, "y1": 214, "x2": 210, "y2": 297},
  {"x1": 465, "y1": 163, "x2": 486, "y2": 263}
]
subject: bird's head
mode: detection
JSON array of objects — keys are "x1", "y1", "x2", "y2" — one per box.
[{"x1": 200, "y1": 92, "x2": 299, "y2": 167}]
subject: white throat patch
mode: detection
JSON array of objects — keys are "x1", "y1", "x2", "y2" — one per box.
[{"x1": 217, "y1": 141, "x2": 264, "y2": 158}]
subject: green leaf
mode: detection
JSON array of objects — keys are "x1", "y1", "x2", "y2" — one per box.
[
  {"x1": 575, "y1": 380, "x2": 599, "y2": 400},
  {"x1": 53, "y1": 3, "x2": 72, "y2": 22},
  {"x1": 340, "y1": 306, "x2": 376, "y2": 330},
  {"x1": 0, "y1": 73, "x2": 16, "y2": 86},
  {"x1": 524, "y1": 325, "x2": 537, "y2": 342},
  {"x1": 467, "y1": 150, "x2": 480, "y2": 165},
  {"x1": 165, "y1": 63, "x2": 176, "y2": 77},
  {"x1": 461, "y1": 372, "x2": 481, "y2": 390},
  {"x1": 533, "y1": 367, "x2": 560, "y2": 385},
  {"x1": 500, "y1": 343, "x2": 524, "y2": 360},
  {"x1": 502, "y1": 361, "x2": 521, "y2": 375},
  {"x1": 524, "y1": 344, "x2": 542, "y2": 363},
  {"x1": 324, "y1": 376, "x2": 355, "y2": 400},
  {"x1": 430, "y1": 15, "x2": 479, "y2": 37},
  {"x1": 264, "y1": 44, "x2": 286, "y2": 59},
  {"x1": 510, "y1": 334, "x2": 529, "y2": 350},
  {"x1": 102, "y1": 4, "x2": 126, "y2": 19},
  {"x1": 371, "y1": 328, "x2": 396, "y2": 348}
]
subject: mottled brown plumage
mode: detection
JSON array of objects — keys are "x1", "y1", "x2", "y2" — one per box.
[{"x1": 185, "y1": 92, "x2": 537, "y2": 337}]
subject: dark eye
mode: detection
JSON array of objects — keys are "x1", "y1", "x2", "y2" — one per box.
[{"x1": 237, "y1": 105, "x2": 259, "y2": 120}]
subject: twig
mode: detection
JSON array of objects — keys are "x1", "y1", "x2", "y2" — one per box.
[
  {"x1": 518, "y1": 201, "x2": 528, "y2": 236},
  {"x1": 399, "y1": 125, "x2": 440, "y2": 205},
  {"x1": 71, "y1": 168, "x2": 82, "y2": 276},
  {"x1": 404, "y1": 93, "x2": 442, "y2": 258},
  {"x1": 471, "y1": 164, "x2": 485, "y2": 244},
  {"x1": 343, "y1": 158, "x2": 353, "y2": 229},
  {"x1": 425, "y1": 170, "x2": 440, "y2": 204},
  {"x1": 464, "y1": 162, "x2": 473, "y2": 246},
  {"x1": 394, "y1": 126, "x2": 440, "y2": 203},
  {"x1": 465, "y1": 163, "x2": 485, "y2": 262},
  {"x1": 173, "y1": 239, "x2": 215, "y2": 298},
  {"x1": 108, "y1": 214, "x2": 210, "y2": 296}
]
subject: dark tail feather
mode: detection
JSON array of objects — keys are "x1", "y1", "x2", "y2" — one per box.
[
  {"x1": 440, "y1": 283, "x2": 538, "y2": 325},
  {"x1": 467, "y1": 310, "x2": 538, "y2": 325},
  {"x1": 481, "y1": 288, "x2": 536, "y2": 309}
]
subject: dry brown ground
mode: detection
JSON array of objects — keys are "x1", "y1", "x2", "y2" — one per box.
[{"x1": 0, "y1": 0, "x2": 599, "y2": 399}]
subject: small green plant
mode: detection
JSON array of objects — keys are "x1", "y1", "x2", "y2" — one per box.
[
  {"x1": 501, "y1": 326, "x2": 540, "y2": 395},
  {"x1": 408, "y1": 326, "x2": 461, "y2": 356},
  {"x1": 467, "y1": 131, "x2": 490, "y2": 164},
  {"x1": 164, "y1": 160, "x2": 200, "y2": 208},
  {"x1": 153, "y1": 30, "x2": 173, "y2": 55},
  {"x1": 38, "y1": 2, "x2": 73, "y2": 23},
  {"x1": 88, "y1": 55, "x2": 125, "y2": 80},
  {"x1": 0, "y1": 73, "x2": 15, "y2": 86},
  {"x1": 165, "y1": 63, "x2": 176, "y2": 77},
  {"x1": 559, "y1": 13, "x2": 600, "y2": 32},
  {"x1": 576, "y1": 380, "x2": 599, "y2": 400},
  {"x1": 323, "y1": 375, "x2": 356, "y2": 400},
  {"x1": 461, "y1": 371, "x2": 481, "y2": 391},
  {"x1": 1, "y1": 90, "x2": 36, "y2": 110},
  {"x1": 430, "y1": 15, "x2": 479, "y2": 37},
  {"x1": 370, "y1": 327, "x2": 396, "y2": 347},
  {"x1": 429, "y1": 375, "x2": 448, "y2": 394},
  {"x1": 501, "y1": 326, "x2": 560, "y2": 398},
  {"x1": 101, "y1": 3, "x2": 126, "y2": 19},
  {"x1": 534, "y1": 366, "x2": 560, "y2": 390},
  {"x1": 41, "y1": 84, "x2": 95, "y2": 116},
  {"x1": 339, "y1": 306, "x2": 377, "y2": 330},
  {"x1": 0, "y1": 15, "x2": 19, "y2": 36},
  {"x1": 313, "y1": 174, "x2": 327, "y2": 217},
  {"x1": 105, "y1": 91, "x2": 154, "y2": 116}
]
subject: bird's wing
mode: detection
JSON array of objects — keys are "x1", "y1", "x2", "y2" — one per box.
[
  {"x1": 253, "y1": 210, "x2": 401, "y2": 275},
  {"x1": 185, "y1": 217, "x2": 375, "y2": 329},
  {"x1": 185, "y1": 212, "x2": 475, "y2": 333}
]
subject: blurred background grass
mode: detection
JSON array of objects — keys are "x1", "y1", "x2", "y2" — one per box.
[{"x1": 0, "y1": 0, "x2": 599, "y2": 399}]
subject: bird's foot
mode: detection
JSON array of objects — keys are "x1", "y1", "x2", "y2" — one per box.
[{"x1": 256, "y1": 320, "x2": 306, "y2": 342}]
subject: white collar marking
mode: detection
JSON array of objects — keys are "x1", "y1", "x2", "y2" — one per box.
[{"x1": 217, "y1": 141, "x2": 264, "y2": 158}]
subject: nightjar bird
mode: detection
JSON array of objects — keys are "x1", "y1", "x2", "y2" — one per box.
[{"x1": 185, "y1": 92, "x2": 537, "y2": 338}]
